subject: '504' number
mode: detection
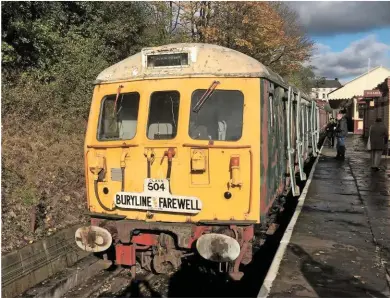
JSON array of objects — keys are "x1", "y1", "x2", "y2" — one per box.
[{"x1": 148, "y1": 182, "x2": 165, "y2": 192}]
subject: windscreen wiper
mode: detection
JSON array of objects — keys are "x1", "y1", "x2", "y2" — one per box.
[
  {"x1": 193, "y1": 80, "x2": 220, "y2": 113},
  {"x1": 113, "y1": 84, "x2": 124, "y2": 117}
]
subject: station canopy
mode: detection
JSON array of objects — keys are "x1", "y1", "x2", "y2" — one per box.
[{"x1": 327, "y1": 66, "x2": 390, "y2": 109}]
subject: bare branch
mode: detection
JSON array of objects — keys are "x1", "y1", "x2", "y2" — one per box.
[{"x1": 170, "y1": 2, "x2": 181, "y2": 33}]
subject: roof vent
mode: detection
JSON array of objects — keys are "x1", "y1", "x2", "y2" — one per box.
[{"x1": 335, "y1": 78, "x2": 338, "y2": 81}]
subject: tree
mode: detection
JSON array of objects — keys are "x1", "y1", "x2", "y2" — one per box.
[
  {"x1": 1, "y1": 2, "x2": 157, "y2": 120},
  {"x1": 1, "y1": 2, "x2": 151, "y2": 78},
  {"x1": 268, "y1": 2, "x2": 314, "y2": 74},
  {"x1": 286, "y1": 65, "x2": 317, "y2": 94},
  {"x1": 177, "y1": 1, "x2": 314, "y2": 77},
  {"x1": 2, "y1": 1, "x2": 315, "y2": 118}
]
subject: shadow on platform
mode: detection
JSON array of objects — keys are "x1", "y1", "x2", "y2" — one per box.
[{"x1": 289, "y1": 243, "x2": 388, "y2": 298}]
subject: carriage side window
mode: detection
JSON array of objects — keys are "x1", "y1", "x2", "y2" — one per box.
[
  {"x1": 147, "y1": 91, "x2": 180, "y2": 140},
  {"x1": 189, "y1": 90, "x2": 244, "y2": 141},
  {"x1": 98, "y1": 92, "x2": 140, "y2": 140}
]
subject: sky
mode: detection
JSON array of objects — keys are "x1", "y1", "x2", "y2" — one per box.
[{"x1": 288, "y1": 1, "x2": 390, "y2": 84}]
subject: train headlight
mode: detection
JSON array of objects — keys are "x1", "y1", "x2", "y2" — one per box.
[{"x1": 75, "y1": 226, "x2": 112, "y2": 253}]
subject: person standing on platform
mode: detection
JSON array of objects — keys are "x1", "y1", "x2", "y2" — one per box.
[
  {"x1": 368, "y1": 118, "x2": 388, "y2": 170},
  {"x1": 325, "y1": 118, "x2": 337, "y2": 148},
  {"x1": 335, "y1": 110, "x2": 348, "y2": 160}
]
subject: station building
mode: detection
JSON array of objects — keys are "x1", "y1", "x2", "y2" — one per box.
[
  {"x1": 328, "y1": 66, "x2": 390, "y2": 134},
  {"x1": 361, "y1": 77, "x2": 390, "y2": 140}
]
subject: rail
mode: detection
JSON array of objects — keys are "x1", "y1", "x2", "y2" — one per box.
[{"x1": 1, "y1": 225, "x2": 89, "y2": 298}]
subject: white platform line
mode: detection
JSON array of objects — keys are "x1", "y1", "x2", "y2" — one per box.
[{"x1": 258, "y1": 147, "x2": 323, "y2": 298}]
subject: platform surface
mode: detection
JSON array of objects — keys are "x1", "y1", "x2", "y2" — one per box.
[{"x1": 268, "y1": 136, "x2": 390, "y2": 297}]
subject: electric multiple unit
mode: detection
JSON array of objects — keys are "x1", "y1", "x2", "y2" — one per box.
[{"x1": 75, "y1": 43, "x2": 327, "y2": 279}]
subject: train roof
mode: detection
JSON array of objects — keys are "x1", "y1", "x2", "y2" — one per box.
[
  {"x1": 96, "y1": 43, "x2": 284, "y2": 83},
  {"x1": 95, "y1": 43, "x2": 312, "y2": 101}
]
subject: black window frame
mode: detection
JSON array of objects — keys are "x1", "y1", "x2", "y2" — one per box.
[
  {"x1": 146, "y1": 53, "x2": 189, "y2": 68},
  {"x1": 146, "y1": 90, "x2": 180, "y2": 141},
  {"x1": 188, "y1": 89, "x2": 245, "y2": 142},
  {"x1": 97, "y1": 92, "x2": 140, "y2": 142}
]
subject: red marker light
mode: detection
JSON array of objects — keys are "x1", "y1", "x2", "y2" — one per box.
[{"x1": 230, "y1": 156, "x2": 240, "y2": 168}]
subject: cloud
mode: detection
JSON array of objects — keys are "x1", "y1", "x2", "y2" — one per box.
[
  {"x1": 288, "y1": 2, "x2": 390, "y2": 36},
  {"x1": 315, "y1": 43, "x2": 331, "y2": 54},
  {"x1": 310, "y1": 35, "x2": 390, "y2": 80}
]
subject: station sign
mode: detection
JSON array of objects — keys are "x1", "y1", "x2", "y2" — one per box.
[{"x1": 363, "y1": 90, "x2": 382, "y2": 98}]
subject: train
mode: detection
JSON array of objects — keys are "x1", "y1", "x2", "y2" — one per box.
[{"x1": 75, "y1": 43, "x2": 329, "y2": 280}]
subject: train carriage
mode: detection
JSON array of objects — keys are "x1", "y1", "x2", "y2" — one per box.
[{"x1": 75, "y1": 43, "x2": 326, "y2": 279}]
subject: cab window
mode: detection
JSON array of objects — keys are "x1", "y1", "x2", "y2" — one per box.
[
  {"x1": 189, "y1": 90, "x2": 244, "y2": 141},
  {"x1": 98, "y1": 92, "x2": 140, "y2": 140},
  {"x1": 147, "y1": 91, "x2": 180, "y2": 140}
]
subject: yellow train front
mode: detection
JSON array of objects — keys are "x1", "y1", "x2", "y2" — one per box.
[{"x1": 75, "y1": 43, "x2": 323, "y2": 279}]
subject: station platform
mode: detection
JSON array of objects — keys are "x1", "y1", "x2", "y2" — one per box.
[{"x1": 264, "y1": 136, "x2": 390, "y2": 297}]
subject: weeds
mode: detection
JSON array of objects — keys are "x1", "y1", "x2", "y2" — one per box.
[{"x1": 2, "y1": 92, "x2": 89, "y2": 252}]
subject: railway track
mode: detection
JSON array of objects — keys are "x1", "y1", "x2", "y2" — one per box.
[{"x1": 61, "y1": 263, "x2": 170, "y2": 298}]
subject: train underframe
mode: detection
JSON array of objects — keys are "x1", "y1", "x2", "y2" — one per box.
[{"x1": 79, "y1": 216, "x2": 255, "y2": 280}]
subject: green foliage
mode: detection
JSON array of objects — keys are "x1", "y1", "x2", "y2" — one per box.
[
  {"x1": 1, "y1": 1, "x2": 153, "y2": 119},
  {"x1": 2, "y1": 2, "x2": 316, "y2": 116}
]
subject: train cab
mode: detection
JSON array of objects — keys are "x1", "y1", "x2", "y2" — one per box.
[{"x1": 75, "y1": 43, "x2": 323, "y2": 279}]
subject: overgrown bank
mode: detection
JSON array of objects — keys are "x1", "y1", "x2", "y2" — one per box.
[{"x1": 1, "y1": 113, "x2": 87, "y2": 252}]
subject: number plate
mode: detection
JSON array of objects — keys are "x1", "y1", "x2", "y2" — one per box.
[{"x1": 144, "y1": 178, "x2": 169, "y2": 194}]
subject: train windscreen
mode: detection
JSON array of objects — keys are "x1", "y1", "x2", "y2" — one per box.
[
  {"x1": 189, "y1": 89, "x2": 244, "y2": 141},
  {"x1": 147, "y1": 91, "x2": 180, "y2": 140},
  {"x1": 98, "y1": 92, "x2": 140, "y2": 140}
]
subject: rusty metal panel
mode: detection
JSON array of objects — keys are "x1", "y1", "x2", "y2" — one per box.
[
  {"x1": 260, "y1": 80, "x2": 287, "y2": 222},
  {"x1": 132, "y1": 234, "x2": 158, "y2": 246},
  {"x1": 115, "y1": 244, "x2": 136, "y2": 266}
]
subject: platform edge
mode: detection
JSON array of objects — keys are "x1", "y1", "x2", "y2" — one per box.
[{"x1": 258, "y1": 147, "x2": 323, "y2": 298}]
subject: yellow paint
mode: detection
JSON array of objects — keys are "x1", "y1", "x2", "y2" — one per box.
[
  {"x1": 85, "y1": 78, "x2": 261, "y2": 222},
  {"x1": 120, "y1": 149, "x2": 129, "y2": 168},
  {"x1": 191, "y1": 150, "x2": 207, "y2": 172},
  {"x1": 89, "y1": 153, "x2": 106, "y2": 177},
  {"x1": 190, "y1": 150, "x2": 210, "y2": 186}
]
